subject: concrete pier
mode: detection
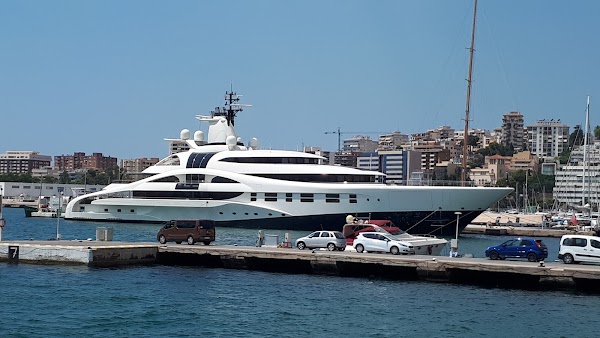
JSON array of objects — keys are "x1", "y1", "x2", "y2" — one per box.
[
  {"x1": 0, "y1": 241, "x2": 158, "y2": 267},
  {"x1": 158, "y1": 245, "x2": 600, "y2": 292},
  {"x1": 3, "y1": 241, "x2": 600, "y2": 292}
]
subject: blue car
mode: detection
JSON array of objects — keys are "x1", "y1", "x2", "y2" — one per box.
[{"x1": 485, "y1": 238, "x2": 548, "y2": 262}]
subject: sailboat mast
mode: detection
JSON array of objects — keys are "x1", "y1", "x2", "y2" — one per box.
[
  {"x1": 461, "y1": 0, "x2": 478, "y2": 184},
  {"x1": 583, "y1": 95, "x2": 590, "y2": 205}
]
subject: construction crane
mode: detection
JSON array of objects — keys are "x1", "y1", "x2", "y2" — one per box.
[{"x1": 324, "y1": 127, "x2": 391, "y2": 152}]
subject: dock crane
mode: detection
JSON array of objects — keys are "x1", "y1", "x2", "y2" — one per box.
[{"x1": 324, "y1": 127, "x2": 391, "y2": 152}]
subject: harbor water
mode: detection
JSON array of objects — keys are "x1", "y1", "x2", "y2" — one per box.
[{"x1": 0, "y1": 208, "x2": 598, "y2": 337}]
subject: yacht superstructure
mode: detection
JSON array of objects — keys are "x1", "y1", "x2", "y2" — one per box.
[{"x1": 64, "y1": 91, "x2": 513, "y2": 235}]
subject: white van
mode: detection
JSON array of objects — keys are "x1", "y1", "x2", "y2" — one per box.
[{"x1": 558, "y1": 234, "x2": 600, "y2": 264}]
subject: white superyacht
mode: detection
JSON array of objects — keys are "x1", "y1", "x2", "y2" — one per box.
[{"x1": 64, "y1": 91, "x2": 512, "y2": 235}]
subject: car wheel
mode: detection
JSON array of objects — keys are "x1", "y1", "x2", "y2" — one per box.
[
  {"x1": 203, "y1": 240, "x2": 211, "y2": 245},
  {"x1": 390, "y1": 246, "x2": 400, "y2": 255},
  {"x1": 297, "y1": 241, "x2": 306, "y2": 250},
  {"x1": 327, "y1": 243, "x2": 336, "y2": 251},
  {"x1": 563, "y1": 253, "x2": 575, "y2": 264},
  {"x1": 489, "y1": 251, "x2": 499, "y2": 260},
  {"x1": 527, "y1": 252, "x2": 538, "y2": 262},
  {"x1": 158, "y1": 235, "x2": 167, "y2": 244},
  {"x1": 187, "y1": 236, "x2": 195, "y2": 245},
  {"x1": 355, "y1": 244, "x2": 364, "y2": 253}
]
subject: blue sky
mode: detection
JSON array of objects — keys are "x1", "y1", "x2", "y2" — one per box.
[{"x1": 2, "y1": 0, "x2": 600, "y2": 160}]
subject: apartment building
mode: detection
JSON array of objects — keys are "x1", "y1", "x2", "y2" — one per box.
[
  {"x1": 526, "y1": 119, "x2": 569, "y2": 159},
  {"x1": 0, "y1": 151, "x2": 52, "y2": 174}
]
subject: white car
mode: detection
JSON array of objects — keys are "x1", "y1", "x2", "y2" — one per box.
[
  {"x1": 558, "y1": 234, "x2": 600, "y2": 264},
  {"x1": 295, "y1": 231, "x2": 347, "y2": 251},
  {"x1": 353, "y1": 232, "x2": 414, "y2": 255}
]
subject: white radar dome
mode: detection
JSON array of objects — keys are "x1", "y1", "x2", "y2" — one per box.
[
  {"x1": 226, "y1": 135, "x2": 237, "y2": 150},
  {"x1": 194, "y1": 130, "x2": 204, "y2": 142},
  {"x1": 249, "y1": 137, "x2": 259, "y2": 150},
  {"x1": 180, "y1": 129, "x2": 190, "y2": 140}
]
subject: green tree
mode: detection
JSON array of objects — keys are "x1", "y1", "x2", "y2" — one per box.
[
  {"x1": 477, "y1": 142, "x2": 515, "y2": 157},
  {"x1": 569, "y1": 125, "x2": 585, "y2": 148},
  {"x1": 594, "y1": 125, "x2": 600, "y2": 139},
  {"x1": 468, "y1": 135, "x2": 480, "y2": 147}
]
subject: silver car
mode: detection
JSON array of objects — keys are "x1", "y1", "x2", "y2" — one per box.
[
  {"x1": 295, "y1": 231, "x2": 347, "y2": 251},
  {"x1": 353, "y1": 232, "x2": 414, "y2": 255}
]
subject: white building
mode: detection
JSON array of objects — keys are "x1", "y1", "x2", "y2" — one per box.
[
  {"x1": 526, "y1": 119, "x2": 569, "y2": 159},
  {"x1": 554, "y1": 144, "x2": 600, "y2": 206},
  {"x1": 0, "y1": 182, "x2": 105, "y2": 199}
]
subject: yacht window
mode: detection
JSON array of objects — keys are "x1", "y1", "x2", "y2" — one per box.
[
  {"x1": 349, "y1": 194, "x2": 357, "y2": 204},
  {"x1": 211, "y1": 176, "x2": 238, "y2": 183},
  {"x1": 176, "y1": 183, "x2": 199, "y2": 190},
  {"x1": 300, "y1": 193, "x2": 314, "y2": 203},
  {"x1": 186, "y1": 174, "x2": 205, "y2": 183},
  {"x1": 186, "y1": 153, "x2": 215, "y2": 168},
  {"x1": 132, "y1": 190, "x2": 243, "y2": 200},
  {"x1": 249, "y1": 173, "x2": 377, "y2": 183},
  {"x1": 286, "y1": 193, "x2": 292, "y2": 202},
  {"x1": 156, "y1": 155, "x2": 180, "y2": 166},
  {"x1": 219, "y1": 157, "x2": 319, "y2": 164},
  {"x1": 326, "y1": 193, "x2": 340, "y2": 203},
  {"x1": 265, "y1": 193, "x2": 277, "y2": 202},
  {"x1": 151, "y1": 176, "x2": 180, "y2": 183},
  {"x1": 251, "y1": 193, "x2": 257, "y2": 202}
]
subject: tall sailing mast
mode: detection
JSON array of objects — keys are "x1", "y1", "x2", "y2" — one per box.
[
  {"x1": 461, "y1": 0, "x2": 478, "y2": 184},
  {"x1": 582, "y1": 95, "x2": 590, "y2": 206}
]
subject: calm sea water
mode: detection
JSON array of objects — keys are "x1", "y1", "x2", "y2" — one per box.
[{"x1": 0, "y1": 208, "x2": 598, "y2": 337}]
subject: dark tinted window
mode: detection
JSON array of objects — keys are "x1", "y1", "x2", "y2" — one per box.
[
  {"x1": 520, "y1": 240, "x2": 533, "y2": 246},
  {"x1": 591, "y1": 239, "x2": 600, "y2": 249},
  {"x1": 199, "y1": 220, "x2": 215, "y2": 229},
  {"x1": 321, "y1": 232, "x2": 330, "y2": 237},
  {"x1": 220, "y1": 157, "x2": 319, "y2": 164},
  {"x1": 563, "y1": 237, "x2": 587, "y2": 247},
  {"x1": 211, "y1": 176, "x2": 238, "y2": 183},
  {"x1": 176, "y1": 220, "x2": 196, "y2": 228}
]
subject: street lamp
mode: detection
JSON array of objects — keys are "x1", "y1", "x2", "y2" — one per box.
[{"x1": 451, "y1": 211, "x2": 462, "y2": 257}]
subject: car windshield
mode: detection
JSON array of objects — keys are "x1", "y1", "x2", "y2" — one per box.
[{"x1": 382, "y1": 234, "x2": 398, "y2": 241}]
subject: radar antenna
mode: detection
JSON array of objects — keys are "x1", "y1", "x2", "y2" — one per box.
[{"x1": 211, "y1": 91, "x2": 251, "y2": 126}]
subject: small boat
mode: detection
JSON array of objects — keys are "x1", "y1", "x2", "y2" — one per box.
[
  {"x1": 342, "y1": 215, "x2": 448, "y2": 255},
  {"x1": 24, "y1": 196, "x2": 67, "y2": 218}
]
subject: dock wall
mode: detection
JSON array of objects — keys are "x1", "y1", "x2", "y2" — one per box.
[
  {"x1": 3, "y1": 241, "x2": 600, "y2": 293},
  {"x1": 0, "y1": 241, "x2": 158, "y2": 267}
]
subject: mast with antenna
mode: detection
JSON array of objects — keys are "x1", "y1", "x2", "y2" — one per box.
[{"x1": 461, "y1": 0, "x2": 478, "y2": 184}]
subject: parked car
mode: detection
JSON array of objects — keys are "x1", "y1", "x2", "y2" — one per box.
[
  {"x1": 353, "y1": 232, "x2": 414, "y2": 255},
  {"x1": 295, "y1": 231, "x2": 346, "y2": 251},
  {"x1": 157, "y1": 219, "x2": 216, "y2": 245},
  {"x1": 484, "y1": 237, "x2": 548, "y2": 262},
  {"x1": 558, "y1": 234, "x2": 600, "y2": 264}
]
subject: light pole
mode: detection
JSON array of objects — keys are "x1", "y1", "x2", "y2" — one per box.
[
  {"x1": 451, "y1": 211, "x2": 462, "y2": 257},
  {"x1": 56, "y1": 192, "x2": 63, "y2": 240}
]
